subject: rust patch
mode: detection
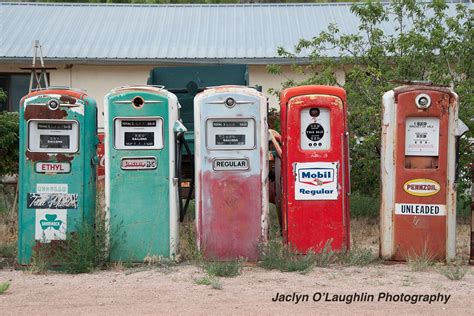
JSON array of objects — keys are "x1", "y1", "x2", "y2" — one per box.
[
  {"x1": 56, "y1": 154, "x2": 74, "y2": 162},
  {"x1": 26, "y1": 151, "x2": 50, "y2": 162},
  {"x1": 24, "y1": 105, "x2": 68, "y2": 121},
  {"x1": 59, "y1": 95, "x2": 77, "y2": 104}
]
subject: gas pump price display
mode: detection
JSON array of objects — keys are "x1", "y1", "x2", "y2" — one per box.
[
  {"x1": 405, "y1": 117, "x2": 440, "y2": 156},
  {"x1": 114, "y1": 117, "x2": 163, "y2": 150},
  {"x1": 206, "y1": 118, "x2": 255, "y2": 150},
  {"x1": 28, "y1": 120, "x2": 79, "y2": 153}
]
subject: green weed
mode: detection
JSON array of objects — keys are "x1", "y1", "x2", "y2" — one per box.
[
  {"x1": 0, "y1": 243, "x2": 16, "y2": 268},
  {"x1": 407, "y1": 246, "x2": 436, "y2": 272},
  {"x1": 204, "y1": 259, "x2": 243, "y2": 277},
  {"x1": 29, "y1": 217, "x2": 109, "y2": 274},
  {"x1": 0, "y1": 282, "x2": 9, "y2": 294},
  {"x1": 439, "y1": 263, "x2": 468, "y2": 281},
  {"x1": 194, "y1": 275, "x2": 222, "y2": 290},
  {"x1": 29, "y1": 245, "x2": 51, "y2": 274},
  {"x1": 341, "y1": 247, "x2": 376, "y2": 266},
  {"x1": 178, "y1": 221, "x2": 201, "y2": 263},
  {"x1": 259, "y1": 239, "x2": 334, "y2": 272}
]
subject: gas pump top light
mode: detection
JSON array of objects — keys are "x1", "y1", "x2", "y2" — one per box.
[
  {"x1": 309, "y1": 108, "x2": 320, "y2": 117},
  {"x1": 225, "y1": 97, "x2": 236, "y2": 108},
  {"x1": 415, "y1": 94, "x2": 431, "y2": 109},
  {"x1": 132, "y1": 96, "x2": 144, "y2": 109},
  {"x1": 47, "y1": 99, "x2": 60, "y2": 110}
]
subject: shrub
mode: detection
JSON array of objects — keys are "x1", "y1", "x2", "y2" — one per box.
[
  {"x1": 29, "y1": 218, "x2": 109, "y2": 274},
  {"x1": 0, "y1": 111, "x2": 19, "y2": 176}
]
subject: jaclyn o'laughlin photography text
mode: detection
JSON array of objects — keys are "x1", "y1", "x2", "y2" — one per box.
[{"x1": 272, "y1": 292, "x2": 451, "y2": 305}]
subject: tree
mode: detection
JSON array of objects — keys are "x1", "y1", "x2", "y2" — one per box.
[{"x1": 269, "y1": 0, "x2": 473, "y2": 197}]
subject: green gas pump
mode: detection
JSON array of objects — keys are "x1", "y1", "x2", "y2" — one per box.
[
  {"x1": 17, "y1": 88, "x2": 98, "y2": 265},
  {"x1": 105, "y1": 86, "x2": 186, "y2": 262}
]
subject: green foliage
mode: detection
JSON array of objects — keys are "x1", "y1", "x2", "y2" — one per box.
[
  {"x1": 350, "y1": 192, "x2": 380, "y2": 218},
  {"x1": 0, "y1": 111, "x2": 19, "y2": 177},
  {"x1": 0, "y1": 89, "x2": 6, "y2": 103},
  {"x1": 0, "y1": 282, "x2": 10, "y2": 295},
  {"x1": 269, "y1": 0, "x2": 474, "y2": 196},
  {"x1": 204, "y1": 259, "x2": 243, "y2": 277}
]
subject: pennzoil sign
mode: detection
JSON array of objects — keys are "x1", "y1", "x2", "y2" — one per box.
[{"x1": 403, "y1": 179, "x2": 440, "y2": 197}]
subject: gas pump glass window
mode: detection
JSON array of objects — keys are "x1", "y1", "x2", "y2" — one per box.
[
  {"x1": 205, "y1": 118, "x2": 256, "y2": 150},
  {"x1": 28, "y1": 120, "x2": 79, "y2": 153},
  {"x1": 300, "y1": 107, "x2": 331, "y2": 150},
  {"x1": 405, "y1": 117, "x2": 440, "y2": 169},
  {"x1": 114, "y1": 117, "x2": 164, "y2": 150}
]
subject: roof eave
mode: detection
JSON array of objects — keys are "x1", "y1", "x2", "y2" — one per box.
[{"x1": 0, "y1": 57, "x2": 311, "y2": 65}]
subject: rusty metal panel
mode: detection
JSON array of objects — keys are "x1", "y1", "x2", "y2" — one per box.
[
  {"x1": 194, "y1": 86, "x2": 268, "y2": 261},
  {"x1": 380, "y1": 85, "x2": 458, "y2": 261},
  {"x1": 279, "y1": 86, "x2": 350, "y2": 254}
]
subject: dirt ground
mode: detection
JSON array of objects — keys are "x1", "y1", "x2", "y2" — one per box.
[
  {"x1": 0, "y1": 220, "x2": 472, "y2": 315},
  {"x1": 0, "y1": 263, "x2": 473, "y2": 315}
]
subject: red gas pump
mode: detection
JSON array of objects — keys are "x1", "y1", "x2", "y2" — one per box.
[{"x1": 280, "y1": 85, "x2": 350, "y2": 253}]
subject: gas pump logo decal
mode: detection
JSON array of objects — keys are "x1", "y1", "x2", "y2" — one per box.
[
  {"x1": 298, "y1": 168, "x2": 334, "y2": 186},
  {"x1": 295, "y1": 162, "x2": 338, "y2": 200},
  {"x1": 403, "y1": 179, "x2": 440, "y2": 197},
  {"x1": 35, "y1": 209, "x2": 67, "y2": 242},
  {"x1": 40, "y1": 214, "x2": 63, "y2": 231},
  {"x1": 27, "y1": 193, "x2": 78, "y2": 209}
]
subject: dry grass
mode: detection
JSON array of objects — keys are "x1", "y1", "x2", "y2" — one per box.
[{"x1": 350, "y1": 218, "x2": 379, "y2": 251}]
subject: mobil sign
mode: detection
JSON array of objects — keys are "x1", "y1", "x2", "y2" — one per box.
[{"x1": 295, "y1": 162, "x2": 338, "y2": 200}]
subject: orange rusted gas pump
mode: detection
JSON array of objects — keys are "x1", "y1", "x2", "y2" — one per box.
[{"x1": 380, "y1": 84, "x2": 468, "y2": 261}]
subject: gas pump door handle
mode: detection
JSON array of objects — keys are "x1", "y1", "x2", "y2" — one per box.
[
  {"x1": 173, "y1": 120, "x2": 187, "y2": 133},
  {"x1": 91, "y1": 156, "x2": 99, "y2": 166}
]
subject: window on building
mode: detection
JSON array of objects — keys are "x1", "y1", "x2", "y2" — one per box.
[{"x1": 0, "y1": 73, "x2": 47, "y2": 112}]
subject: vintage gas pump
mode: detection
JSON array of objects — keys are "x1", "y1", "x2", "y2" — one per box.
[
  {"x1": 380, "y1": 84, "x2": 466, "y2": 261},
  {"x1": 18, "y1": 88, "x2": 98, "y2": 265},
  {"x1": 194, "y1": 86, "x2": 268, "y2": 261},
  {"x1": 105, "y1": 86, "x2": 186, "y2": 262},
  {"x1": 280, "y1": 85, "x2": 350, "y2": 254}
]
